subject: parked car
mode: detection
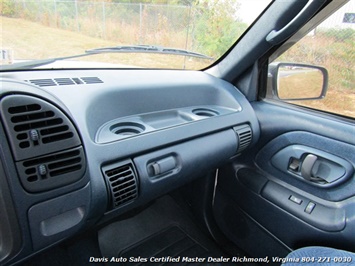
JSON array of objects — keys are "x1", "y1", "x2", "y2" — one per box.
[{"x1": 1, "y1": 0, "x2": 354, "y2": 265}]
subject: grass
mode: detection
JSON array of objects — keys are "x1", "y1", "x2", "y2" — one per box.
[
  {"x1": 0, "y1": 16, "x2": 210, "y2": 69},
  {"x1": 287, "y1": 88, "x2": 355, "y2": 118},
  {"x1": 279, "y1": 70, "x2": 355, "y2": 118},
  {"x1": 279, "y1": 34, "x2": 355, "y2": 119},
  {"x1": 279, "y1": 71, "x2": 324, "y2": 99}
]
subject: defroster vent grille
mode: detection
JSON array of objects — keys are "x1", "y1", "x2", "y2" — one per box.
[
  {"x1": 103, "y1": 161, "x2": 138, "y2": 209},
  {"x1": 27, "y1": 77, "x2": 103, "y2": 87}
]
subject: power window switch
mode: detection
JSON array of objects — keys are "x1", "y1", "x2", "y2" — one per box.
[
  {"x1": 305, "y1": 202, "x2": 316, "y2": 214},
  {"x1": 289, "y1": 195, "x2": 303, "y2": 205}
]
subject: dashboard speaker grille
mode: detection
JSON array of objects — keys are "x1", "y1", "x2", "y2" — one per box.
[
  {"x1": 234, "y1": 124, "x2": 252, "y2": 153},
  {"x1": 103, "y1": 161, "x2": 138, "y2": 209}
]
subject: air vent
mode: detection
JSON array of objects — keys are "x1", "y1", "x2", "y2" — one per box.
[
  {"x1": 54, "y1": 78, "x2": 76, "y2": 86},
  {"x1": 26, "y1": 77, "x2": 103, "y2": 87},
  {"x1": 0, "y1": 95, "x2": 82, "y2": 161},
  {"x1": 16, "y1": 147, "x2": 86, "y2": 192},
  {"x1": 81, "y1": 77, "x2": 103, "y2": 84},
  {"x1": 234, "y1": 124, "x2": 252, "y2": 153},
  {"x1": 29, "y1": 79, "x2": 57, "y2": 87},
  {"x1": 103, "y1": 161, "x2": 138, "y2": 209}
]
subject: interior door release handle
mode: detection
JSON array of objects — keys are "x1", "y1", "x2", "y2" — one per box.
[
  {"x1": 301, "y1": 154, "x2": 346, "y2": 184},
  {"x1": 272, "y1": 145, "x2": 353, "y2": 187},
  {"x1": 301, "y1": 154, "x2": 318, "y2": 181}
]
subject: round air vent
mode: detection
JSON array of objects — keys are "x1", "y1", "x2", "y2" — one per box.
[
  {"x1": 110, "y1": 122, "x2": 145, "y2": 136},
  {"x1": 192, "y1": 108, "x2": 219, "y2": 117}
]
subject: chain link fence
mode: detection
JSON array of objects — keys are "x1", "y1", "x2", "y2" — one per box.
[{"x1": 9, "y1": 0, "x2": 200, "y2": 51}]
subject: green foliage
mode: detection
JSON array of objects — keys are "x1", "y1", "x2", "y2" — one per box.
[
  {"x1": 192, "y1": 0, "x2": 246, "y2": 58},
  {"x1": 0, "y1": 0, "x2": 16, "y2": 17},
  {"x1": 194, "y1": 18, "x2": 247, "y2": 57}
]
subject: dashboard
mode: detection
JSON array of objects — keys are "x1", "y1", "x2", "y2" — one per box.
[{"x1": 0, "y1": 69, "x2": 260, "y2": 265}]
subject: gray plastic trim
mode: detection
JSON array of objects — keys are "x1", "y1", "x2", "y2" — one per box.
[
  {"x1": 28, "y1": 183, "x2": 90, "y2": 251},
  {"x1": 95, "y1": 105, "x2": 240, "y2": 143},
  {"x1": 261, "y1": 181, "x2": 346, "y2": 232}
]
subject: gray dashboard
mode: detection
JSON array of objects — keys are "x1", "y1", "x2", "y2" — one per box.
[{"x1": 0, "y1": 69, "x2": 260, "y2": 265}]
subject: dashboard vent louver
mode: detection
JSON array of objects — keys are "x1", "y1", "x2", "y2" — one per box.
[
  {"x1": 81, "y1": 77, "x2": 104, "y2": 84},
  {"x1": 234, "y1": 124, "x2": 252, "y2": 153},
  {"x1": 9, "y1": 104, "x2": 72, "y2": 147},
  {"x1": 54, "y1": 78, "x2": 76, "y2": 86},
  {"x1": 103, "y1": 161, "x2": 138, "y2": 209},
  {"x1": 16, "y1": 147, "x2": 86, "y2": 192},
  {"x1": 29, "y1": 79, "x2": 57, "y2": 87},
  {"x1": 0, "y1": 95, "x2": 82, "y2": 161},
  {"x1": 26, "y1": 77, "x2": 103, "y2": 87}
]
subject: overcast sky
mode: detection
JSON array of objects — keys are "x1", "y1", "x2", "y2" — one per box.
[{"x1": 238, "y1": 0, "x2": 272, "y2": 24}]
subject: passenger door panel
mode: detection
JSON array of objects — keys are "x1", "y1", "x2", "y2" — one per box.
[{"x1": 213, "y1": 101, "x2": 355, "y2": 260}]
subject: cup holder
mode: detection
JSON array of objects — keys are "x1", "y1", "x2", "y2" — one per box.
[
  {"x1": 110, "y1": 122, "x2": 145, "y2": 136},
  {"x1": 192, "y1": 108, "x2": 219, "y2": 117}
]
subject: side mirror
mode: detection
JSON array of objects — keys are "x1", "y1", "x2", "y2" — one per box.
[{"x1": 268, "y1": 62, "x2": 328, "y2": 101}]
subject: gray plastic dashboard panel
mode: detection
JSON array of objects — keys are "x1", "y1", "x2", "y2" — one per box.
[
  {"x1": 0, "y1": 69, "x2": 260, "y2": 265},
  {"x1": 133, "y1": 129, "x2": 238, "y2": 202},
  {"x1": 96, "y1": 105, "x2": 240, "y2": 143}
]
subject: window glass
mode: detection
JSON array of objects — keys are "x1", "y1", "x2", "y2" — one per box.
[
  {"x1": 0, "y1": 0, "x2": 271, "y2": 70},
  {"x1": 271, "y1": 1, "x2": 354, "y2": 118}
]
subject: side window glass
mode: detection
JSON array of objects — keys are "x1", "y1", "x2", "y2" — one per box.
[{"x1": 268, "y1": 2, "x2": 354, "y2": 119}]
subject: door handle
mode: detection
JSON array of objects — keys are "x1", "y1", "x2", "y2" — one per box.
[
  {"x1": 300, "y1": 154, "x2": 346, "y2": 184},
  {"x1": 301, "y1": 154, "x2": 318, "y2": 181},
  {"x1": 271, "y1": 145, "x2": 353, "y2": 187}
]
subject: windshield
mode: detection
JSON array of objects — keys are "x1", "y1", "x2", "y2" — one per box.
[{"x1": 1, "y1": 0, "x2": 271, "y2": 70}]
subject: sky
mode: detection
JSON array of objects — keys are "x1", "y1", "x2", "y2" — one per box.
[{"x1": 237, "y1": 0, "x2": 272, "y2": 24}]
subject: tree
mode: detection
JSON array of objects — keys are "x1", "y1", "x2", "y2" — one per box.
[{"x1": 193, "y1": 0, "x2": 246, "y2": 57}]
